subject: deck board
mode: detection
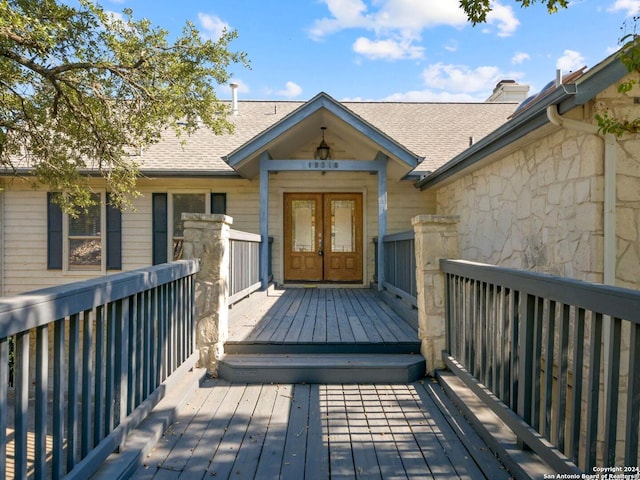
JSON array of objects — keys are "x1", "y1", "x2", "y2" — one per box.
[
  {"x1": 228, "y1": 287, "x2": 418, "y2": 346},
  {"x1": 138, "y1": 379, "x2": 508, "y2": 480},
  {"x1": 253, "y1": 384, "x2": 292, "y2": 479}
]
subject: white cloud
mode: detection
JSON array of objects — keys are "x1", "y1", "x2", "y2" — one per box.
[
  {"x1": 443, "y1": 40, "x2": 458, "y2": 52},
  {"x1": 381, "y1": 89, "x2": 480, "y2": 101},
  {"x1": 353, "y1": 36, "x2": 424, "y2": 60},
  {"x1": 277, "y1": 81, "x2": 303, "y2": 98},
  {"x1": 421, "y1": 62, "x2": 515, "y2": 93},
  {"x1": 556, "y1": 50, "x2": 586, "y2": 72},
  {"x1": 512, "y1": 52, "x2": 530, "y2": 65},
  {"x1": 310, "y1": 0, "x2": 468, "y2": 40},
  {"x1": 486, "y1": 2, "x2": 519, "y2": 37},
  {"x1": 608, "y1": 0, "x2": 640, "y2": 16},
  {"x1": 197, "y1": 13, "x2": 230, "y2": 40}
]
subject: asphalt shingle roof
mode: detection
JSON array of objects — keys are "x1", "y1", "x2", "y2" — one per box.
[{"x1": 139, "y1": 99, "x2": 519, "y2": 176}]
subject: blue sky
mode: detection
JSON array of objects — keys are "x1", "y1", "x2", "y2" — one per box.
[{"x1": 105, "y1": 0, "x2": 640, "y2": 102}]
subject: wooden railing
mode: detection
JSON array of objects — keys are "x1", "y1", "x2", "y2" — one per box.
[
  {"x1": 0, "y1": 260, "x2": 199, "y2": 480},
  {"x1": 441, "y1": 259, "x2": 640, "y2": 473},
  {"x1": 374, "y1": 231, "x2": 416, "y2": 307},
  {"x1": 228, "y1": 230, "x2": 264, "y2": 305}
]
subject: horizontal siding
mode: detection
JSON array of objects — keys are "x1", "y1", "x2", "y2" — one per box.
[
  {"x1": 0, "y1": 173, "x2": 430, "y2": 294},
  {"x1": 387, "y1": 179, "x2": 436, "y2": 233}
]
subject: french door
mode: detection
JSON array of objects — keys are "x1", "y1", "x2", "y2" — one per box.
[{"x1": 284, "y1": 193, "x2": 363, "y2": 282}]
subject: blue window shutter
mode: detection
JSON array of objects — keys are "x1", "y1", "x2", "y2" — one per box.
[
  {"x1": 106, "y1": 193, "x2": 122, "y2": 270},
  {"x1": 211, "y1": 193, "x2": 226, "y2": 214},
  {"x1": 152, "y1": 193, "x2": 168, "y2": 265},
  {"x1": 47, "y1": 193, "x2": 63, "y2": 270}
]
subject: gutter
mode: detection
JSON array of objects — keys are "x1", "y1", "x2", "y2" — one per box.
[{"x1": 546, "y1": 105, "x2": 617, "y2": 286}]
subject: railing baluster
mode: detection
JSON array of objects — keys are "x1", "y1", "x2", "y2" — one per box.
[
  {"x1": 0, "y1": 337, "x2": 7, "y2": 479},
  {"x1": 105, "y1": 303, "x2": 116, "y2": 434},
  {"x1": 159, "y1": 283, "x2": 167, "y2": 382},
  {"x1": 585, "y1": 312, "x2": 603, "y2": 472},
  {"x1": 143, "y1": 290, "x2": 151, "y2": 398},
  {"x1": 569, "y1": 307, "x2": 586, "y2": 464},
  {"x1": 478, "y1": 281, "x2": 486, "y2": 382},
  {"x1": 603, "y1": 316, "x2": 622, "y2": 466},
  {"x1": 555, "y1": 304, "x2": 570, "y2": 453},
  {"x1": 498, "y1": 286, "x2": 508, "y2": 402},
  {"x1": 517, "y1": 293, "x2": 535, "y2": 431},
  {"x1": 491, "y1": 284, "x2": 498, "y2": 395},
  {"x1": 149, "y1": 288, "x2": 158, "y2": 390},
  {"x1": 67, "y1": 313, "x2": 80, "y2": 471},
  {"x1": 544, "y1": 300, "x2": 556, "y2": 440},
  {"x1": 117, "y1": 298, "x2": 130, "y2": 427},
  {"x1": 128, "y1": 295, "x2": 137, "y2": 413},
  {"x1": 510, "y1": 290, "x2": 520, "y2": 411},
  {"x1": 52, "y1": 320, "x2": 65, "y2": 479},
  {"x1": 94, "y1": 305, "x2": 105, "y2": 447},
  {"x1": 15, "y1": 330, "x2": 29, "y2": 480},
  {"x1": 35, "y1": 325, "x2": 49, "y2": 480},
  {"x1": 532, "y1": 296, "x2": 544, "y2": 431},
  {"x1": 444, "y1": 273, "x2": 453, "y2": 355},
  {"x1": 81, "y1": 309, "x2": 94, "y2": 458},
  {"x1": 134, "y1": 293, "x2": 143, "y2": 408},
  {"x1": 625, "y1": 320, "x2": 640, "y2": 465}
]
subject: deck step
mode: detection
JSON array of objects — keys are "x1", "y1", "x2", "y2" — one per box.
[
  {"x1": 218, "y1": 353, "x2": 426, "y2": 384},
  {"x1": 224, "y1": 341, "x2": 421, "y2": 355}
]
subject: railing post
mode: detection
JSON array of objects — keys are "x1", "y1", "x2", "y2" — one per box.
[
  {"x1": 182, "y1": 213, "x2": 232, "y2": 376},
  {"x1": 412, "y1": 215, "x2": 459, "y2": 374}
]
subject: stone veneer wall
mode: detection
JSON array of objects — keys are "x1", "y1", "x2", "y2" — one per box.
[
  {"x1": 435, "y1": 84, "x2": 640, "y2": 290},
  {"x1": 436, "y1": 128, "x2": 605, "y2": 282}
]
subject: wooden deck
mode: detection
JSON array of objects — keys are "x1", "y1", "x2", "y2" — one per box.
[
  {"x1": 227, "y1": 286, "x2": 418, "y2": 348},
  {"x1": 133, "y1": 379, "x2": 510, "y2": 480}
]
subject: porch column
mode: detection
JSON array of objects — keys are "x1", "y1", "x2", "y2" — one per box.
[
  {"x1": 376, "y1": 152, "x2": 387, "y2": 290},
  {"x1": 412, "y1": 214, "x2": 459, "y2": 375},
  {"x1": 182, "y1": 213, "x2": 232, "y2": 376},
  {"x1": 259, "y1": 151, "x2": 270, "y2": 289}
]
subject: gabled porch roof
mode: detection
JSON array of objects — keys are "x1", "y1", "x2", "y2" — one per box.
[{"x1": 223, "y1": 92, "x2": 424, "y2": 180}]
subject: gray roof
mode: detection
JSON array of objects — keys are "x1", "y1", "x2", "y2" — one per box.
[
  {"x1": 416, "y1": 51, "x2": 629, "y2": 190},
  {"x1": 138, "y1": 98, "x2": 519, "y2": 176}
]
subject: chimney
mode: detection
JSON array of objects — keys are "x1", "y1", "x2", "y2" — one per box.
[
  {"x1": 486, "y1": 79, "x2": 530, "y2": 103},
  {"x1": 230, "y1": 82, "x2": 239, "y2": 115}
]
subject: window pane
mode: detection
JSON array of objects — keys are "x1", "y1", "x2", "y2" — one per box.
[
  {"x1": 292, "y1": 200, "x2": 315, "y2": 252},
  {"x1": 173, "y1": 194, "x2": 206, "y2": 237},
  {"x1": 69, "y1": 197, "x2": 101, "y2": 237},
  {"x1": 331, "y1": 200, "x2": 355, "y2": 252},
  {"x1": 69, "y1": 239, "x2": 102, "y2": 267}
]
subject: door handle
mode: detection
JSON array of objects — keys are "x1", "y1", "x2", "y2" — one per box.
[{"x1": 318, "y1": 250, "x2": 323, "y2": 256}]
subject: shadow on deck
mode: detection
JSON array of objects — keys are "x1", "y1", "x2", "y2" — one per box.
[
  {"x1": 93, "y1": 287, "x2": 516, "y2": 480},
  {"x1": 130, "y1": 380, "x2": 510, "y2": 480}
]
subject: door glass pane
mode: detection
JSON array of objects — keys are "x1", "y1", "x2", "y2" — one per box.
[
  {"x1": 331, "y1": 200, "x2": 355, "y2": 252},
  {"x1": 292, "y1": 200, "x2": 315, "y2": 252}
]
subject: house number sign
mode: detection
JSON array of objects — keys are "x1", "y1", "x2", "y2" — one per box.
[{"x1": 307, "y1": 161, "x2": 340, "y2": 170}]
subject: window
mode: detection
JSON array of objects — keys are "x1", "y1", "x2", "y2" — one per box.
[
  {"x1": 47, "y1": 192, "x2": 122, "y2": 271},
  {"x1": 68, "y1": 193, "x2": 102, "y2": 269}
]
